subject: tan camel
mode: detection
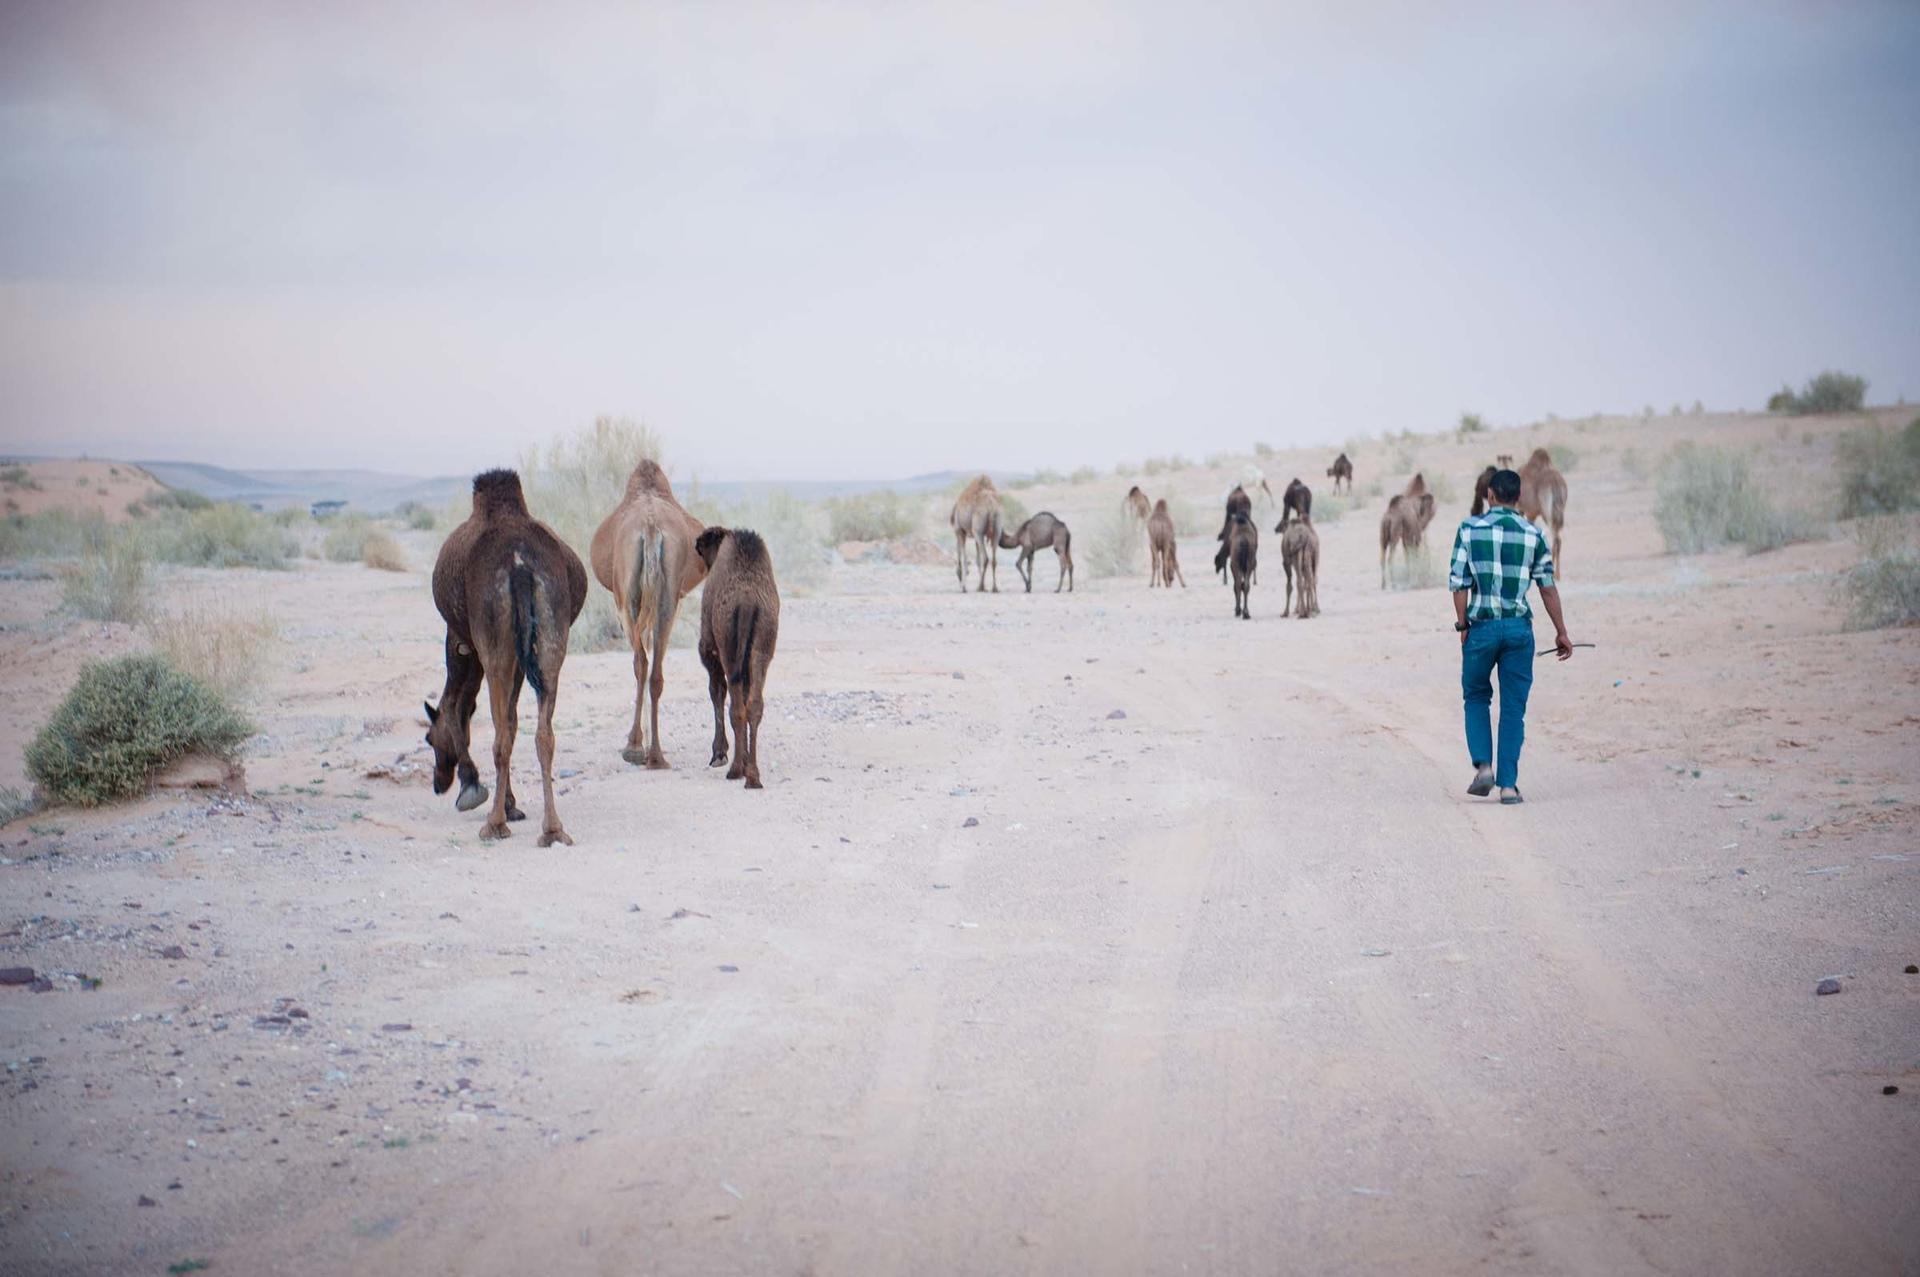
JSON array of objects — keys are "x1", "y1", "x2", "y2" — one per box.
[
  {"x1": 694, "y1": 527, "x2": 780, "y2": 790},
  {"x1": 1379, "y1": 473, "x2": 1437, "y2": 589},
  {"x1": 1147, "y1": 498, "x2": 1186, "y2": 587},
  {"x1": 1326, "y1": 453, "x2": 1354, "y2": 494},
  {"x1": 1282, "y1": 519, "x2": 1320, "y2": 619},
  {"x1": 590, "y1": 460, "x2": 709, "y2": 769},
  {"x1": 949, "y1": 474, "x2": 1002, "y2": 593},
  {"x1": 1124, "y1": 485, "x2": 1151, "y2": 522},
  {"x1": 1225, "y1": 512, "x2": 1258, "y2": 618},
  {"x1": 1472, "y1": 450, "x2": 1568, "y2": 572}
]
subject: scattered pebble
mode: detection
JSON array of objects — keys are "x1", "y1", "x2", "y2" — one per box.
[
  {"x1": 0, "y1": 967, "x2": 35, "y2": 985},
  {"x1": 1106, "y1": 710, "x2": 1127, "y2": 720},
  {"x1": 1362, "y1": 948, "x2": 1391, "y2": 958},
  {"x1": 1906, "y1": 965, "x2": 1918, "y2": 975},
  {"x1": 1816, "y1": 978, "x2": 1842, "y2": 996},
  {"x1": 963, "y1": 817, "x2": 979, "y2": 829},
  {"x1": 1885, "y1": 1085, "x2": 1900, "y2": 1096},
  {"x1": 381, "y1": 1023, "x2": 414, "y2": 1033},
  {"x1": 718, "y1": 965, "x2": 739, "y2": 974},
  {"x1": 137, "y1": 1196, "x2": 157, "y2": 1207}
]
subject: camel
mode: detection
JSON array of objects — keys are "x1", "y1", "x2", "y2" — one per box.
[
  {"x1": 1124, "y1": 485, "x2": 1152, "y2": 523},
  {"x1": 1282, "y1": 519, "x2": 1320, "y2": 619},
  {"x1": 1276, "y1": 478, "x2": 1312, "y2": 531},
  {"x1": 999, "y1": 511, "x2": 1074, "y2": 593},
  {"x1": 427, "y1": 469, "x2": 587, "y2": 846},
  {"x1": 1225, "y1": 512, "x2": 1258, "y2": 618},
  {"x1": 1326, "y1": 452, "x2": 1354, "y2": 495},
  {"x1": 949, "y1": 474, "x2": 1002, "y2": 593},
  {"x1": 1496, "y1": 453, "x2": 1515, "y2": 470},
  {"x1": 1214, "y1": 485, "x2": 1254, "y2": 580},
  {"x1": 1472, "y1": 449, "x2": 1568, "y2": 572},
  {"x1": 590, "y1": 460, "x2": 710, "y2": 769},
  {"x1": 694, "y1": 526, "x2": 780, "y2": 789},
  {"x1": 1379, "y1": 473, "x2": 1437, "y2": 589},
  {"x1": 1147, "y1": 498, "x2": 1186, "y2": 587}
]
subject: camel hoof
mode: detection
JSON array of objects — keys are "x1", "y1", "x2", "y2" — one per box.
[
  {"x1": 709, "y1": 751, "x2": 729, "y2": 768},
  {"x1": 645, "y1": 755, "x2": 670, "y2": 771},
  {"x1": 744, "y1": 776, "x2": 763, "y2": 790},
  {"x1": 505, "y1": 804, "x2": 527, "y2": 822},
  {"x1": 478, "y1": 820, "x2": 510, "y2": 841},
  {"x1": 537, "y1": 828, "x2": 574, "y2": 848},
  {"x1": 621, "y1": 747, "x2": 648, "y2": 766},
  {"x1": 726, "y1": 765, "x2": 744, "y2": 781},
  {"x1": 455, "y1": 782, "x2": 489, "y2": 812}
]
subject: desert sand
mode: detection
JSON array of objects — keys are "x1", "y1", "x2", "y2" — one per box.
[{"x1": 1, "y1": 411, "x2": 1916, "y2": 1275}]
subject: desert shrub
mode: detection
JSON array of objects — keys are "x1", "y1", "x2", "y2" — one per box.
[
  {"x1": 61, "y1": 525, "x2": 149, "y2": 622},
  {"x1": 1085, "y1": 504, "x2": 1144, "y2": 578},
  {"x1": 1313, "y1": 493, "x2": 1351, "y2": 524},
  {"x1": 321, "y1": 515, "x2": 375, "y2": 562},
  {"x1": 1, "y1": 465, "x2": 41, "y2": 491},
  {"x1": 0, "y1": 786, "x2": 32, "y2": 826},
  {"x1": 1620, "y1": 448, "x2": 1647, "y2": 480},
  {"x1": 998, "y1": 490, "x2": 1030, "y2": 531},
  {"x1": 140, "y1": 503, "x2": 297, "y2": 569},
  {"x1": 1030, "y1": 468, "x2": 1064, "y2": 486},
  {"x1": 1834, "y1": 418, "x2": 1920, "y2": 518},
  {"x1": 1391, "y1": 445, "x2": 1416, "y2": 475},
  {"x1": 691, "y1": 488, "x2": 828, "y2": 595},
  {"x1": 25, "y1": 655, "x2": 252, "y2": 807},
  {"x1": 1253, "y1": 441, "x2": 1274, "y2": 458},
  {"x1": 1457, "y1": 412, "x2": 1486, "y2": 438},
  {"x1": 361, "y1": 529, "x2": 407, "y2": 571},
  {"x1": 518, "y1": 416, "x2": 662, "y2": 651},
  {"x1": 1426, "y1": 471, "x2": 1458, "y2": 506},
  {"x1": 1142, "y1": 456, "x2": 1170, "y2": 476},
  {"x1": 1654, "y1": 445, "x2": 1818, "y2": 554},
  {"x1": 1204, "y1": 452, "x2": 1233, "y2": 469},
  {"x1": 394, "y1": 501, "x2": 436, "y2": 531},
  {"x1": 824, "y1": 490, "x2": 916, "y2": 542},
  {"x1": 0, "y1": 508, "x2": 98, "y2": 560},
  {"x1": 1542, "y1": 441, "x2": 1579, "y2": 472},
  {"x1": 131, "y1": 487, "x2": 212, "y2": 514},
  {"x1": 1770, "y1": 370, "x2": 1868, "y2": 416},
  {"x1": 1839, "y1": 520, "x2": 1920, "y2": 630},
  {"x1": 146, "y1": 605, "x2": 280, "y2": 698},
  {"x1": 1068, "y1": 465, "x2": 1099, "y2": 484}
]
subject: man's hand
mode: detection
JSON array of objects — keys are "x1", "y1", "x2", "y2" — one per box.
[{"x1": 1554, "y1": 631, "x2": 1575, "y2": 661}]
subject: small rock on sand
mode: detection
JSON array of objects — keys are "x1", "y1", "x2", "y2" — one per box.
[
  {"x1": 381, "y1": 1022, "x2": 414, "y2": 1032},
  {"x1": 0, "y1": 967, "x2": 35, "y2": 985},
  {"x1": 1816, "y1": 978, "x2": 1842, "y2": 996},
  {"x1": 159, "y1": 945, "x2": 188, "y2": 961},
  {"x1": 1107, "y1": 710, "x2": 1127, "y2": 720},
  {"x1": 963, "y1": 817, "x2": 979, "y2": 828}
]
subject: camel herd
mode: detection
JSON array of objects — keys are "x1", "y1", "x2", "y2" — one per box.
[{"x1": 423, "y1": 449, "x2": 1566, "y2": 840}]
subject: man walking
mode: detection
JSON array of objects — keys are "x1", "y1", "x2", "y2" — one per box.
[{"x1": 1449, "y1": 468, "x2": 1574, "y2": 804}]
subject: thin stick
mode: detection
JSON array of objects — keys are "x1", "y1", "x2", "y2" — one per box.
[{"x1": 1536, "y1": 643, "x2": 1597, "y2": 656}]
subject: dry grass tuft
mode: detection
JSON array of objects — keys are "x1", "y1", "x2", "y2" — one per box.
[{"x1": 146, "y1": 604, "x2": 281, "y2": 698}]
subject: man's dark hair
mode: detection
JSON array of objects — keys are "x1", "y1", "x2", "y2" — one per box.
[{"x1": 1489, "y1": 469, "x2": 1522, "y2": 504}]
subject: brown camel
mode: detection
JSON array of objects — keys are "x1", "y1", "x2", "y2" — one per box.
[
  {"x1": 694, "y1": 527, "x2": 780, "y2": 790},
  {"x1": 949, "y1": 474, "x2": 1002, "y2": 593},
  {"x1": 999, "y1": 511, "x2": 1074, "y2": 593},
  {"x1": 1496, "y1": 453, "x2": 1515, "y2": 470},
  {"x1": 1214, "y1": 485, "x2": 1253, "y2": 580},
  {"x1": 1379, "y1": 473, "x2": 1437, "y2": 588},
  {"x1": 1124, "y1": 485, "x2": 1152, "y2": 522},
  {"x1": 590, "y1": 460, "x2": 709, "y2": 769},
  {"x1": 1225, "y1": 512, "x2": 1258, "y2": 618},
  {"x1": 1326, "y1": 452, "x2": 1354, "y2": 494},
  {"x1": 427, "y1": 469, "x2": 587, "y2": 845},
  {"x1": 1472, "y1": 450, "x2": 1568, "y2": 572},
  {"x1": 1148, "y1": 498, "x2": 1186, "y2": 587},
  {"x1": 1276, "y1": 478, "x2": 1312, "y2": 531},
  {"x1": 1282, "y1": 519, "x2": 1320, "y2": 619}
]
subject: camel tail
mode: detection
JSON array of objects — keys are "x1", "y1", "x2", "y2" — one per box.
[
  {"x1": 628, "y1": 528, "x2": 668, "y2": 640},
  {"x1": 509, "y1": 560, "x2": 546, "y2": 702},
  {"x1": 1539, "y1": 482, "x2": 1560, "y2": 534},
  {"x1": 728, "y1": 605, "x2": 760, "y2": 697}
]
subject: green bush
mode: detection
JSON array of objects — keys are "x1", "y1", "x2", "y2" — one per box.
[
  {"x1": 61, "y1": 525, "x2": 149, "y2": 622},
  {"x1": 824, "y1": 490, "x2": 916, "y2": 542},
  {"x1": 0, "y1": 508, "x2": 98, "y2": 560},
  {"x1": 1, "y1": 465, "x2": 41, "y2": 491},
  {"x1": 1084, "y1": 504, "x2": 1144, "y2": 578},
  {"x1": 0, "y1": 786, "x2": 32, "y2": 826},
  {"x1": 1457, "y1": 412, "x2": 1486, "y2": 437},
  {"x1": 1834, "y1": 418, "x2": 1920, "y2": 518},
  {"x1": 26, "y1": 655, "x2": 252, "y2": 806},
  {"x1": 1839, "y1": 520, "x2": 1920, "y2": 630},
  {"x1": 1654, "y1": 445, "x2": 1817, "y2": 554},
  {"x1": 1770, "y1": 370, "x2": 1869, "y2": 416},
  {"x1": 1068, "y1": 465, "x2": 1099, "y2": 484},
  {"x1": 132, "y1": 487, "x2": 213, "y2": 514},
  {"x1": 139, "y1": 503, "x2": 297, "y2": 568}
]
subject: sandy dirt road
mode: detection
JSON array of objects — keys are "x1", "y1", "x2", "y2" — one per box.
[{"x1": 1, "y1": 430, "x2": 1917, "y2": 1274}]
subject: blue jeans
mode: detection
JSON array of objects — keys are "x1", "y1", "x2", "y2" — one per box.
[{"x1": 1462, "y1": 616, "x2": 1534, "y2": 788}]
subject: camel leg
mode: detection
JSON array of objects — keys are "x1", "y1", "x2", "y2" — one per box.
[
  {"x1": 644, "y1": 604, "x2": 673, "y2": 769},
  {"x1": 954, "y1": 531, "x2": 968, "y2": 592},
  {"x1": 1149, "y1": 546, "x2": 1160, "y2": 587},
  {"x1": 743, "y1": 667, "x2": 765, "y2": 790},
  {"x1": 479, "y1": 668, "x2": 515, "y2": 840},
  {"x1": 622, "y1": 631, "x2": 651, "y2": 766},
  {"x1": 533, "y1": 680, "x2": 572, "y2": 847},
  {"x1": 700, "y1": 639, "x2": 729, "y2": 767},
  {"x1": 990, "y1": 539, "x2": 999, "y2": 593},
  {"x1": 1019, "y1": 549, "x2": 1033, "y2": 593},
  {"x1": 502, "y1": 669, "x2": 527, "y2": 822},
  {"x1": 1553, "y1": 527, "x2": 1564, "y2": 578},
  {"x1": 1285, "y1": 562, "x2": 1295, "y2": 617},
  {"x1": 725, "y1": 680, "x2": 749, "y2": 782},
  {"x1": 1172, "y1": 555, "x2": 1186, "y2": 588},
  {"x1": 446, "y1": 643, "x2": 489, "y2": 811}
]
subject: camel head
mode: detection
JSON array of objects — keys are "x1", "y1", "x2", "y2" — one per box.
[
  {"x1": 423, "y1": 699, "x2": 486, "y2": 811},
  {"x1": 694, "y1": 525, "x2": 730, "y2": 569},
  {"x1": 1526, "y1": 448, "x2": 1552, "y2": 468},
  {"x1": 1471, "y1": 465, "x2": 1497, "y2": 517}
]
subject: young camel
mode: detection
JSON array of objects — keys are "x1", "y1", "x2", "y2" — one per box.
[
  {"x1": 427, "y1": 469, "x2": 587, "y2": 845},
  {"x1": 1472, "y1": 450, "x2": 1568, "y2": 572},
  {"x1": 1225, "y1": 512, "x2": 1258, "y2": 618},
  {"x1": 999, "y1": 512, "x2": 1074, "y2": 593},
  {"x1": 1124, "y1": 485, "x2": 1152, "y2": 522},
  {"x1": 1378, "y1": 473, "x2": 1437, "y2": 588},
  {"x1": 1148, "y1": 498, "x2": 1186, "y2": 587},
  {"x1": 1282, "y1": 519, "x2": 1320, "y2": 618},
  {"x1": 1326, "y1": 452, "x2": 1354, "y2": 494},
  {"x1": 1277, "y1": 478, "x2": 1313, "y2": 531},
  {"x1": 1214, "y1": 485, "x2": 1253, "y2": 581},
  {"x1": 949, "y1": 475, "x2": 1002, "y2": 593},
  {"x1": 590, "y1": 460, "x2": 709, "y2": 769},
  {"x1": 694, "y1": 527, "x2": 780, "y2": 789}
]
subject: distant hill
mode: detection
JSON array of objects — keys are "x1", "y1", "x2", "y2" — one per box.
[{"x1": 138, "y1": 462, "x2": 468, "y2": 513}]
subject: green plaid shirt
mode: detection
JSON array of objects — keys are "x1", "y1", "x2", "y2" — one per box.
[{"x1": 1449, "y1": 507, "x2": 1556, "y2": 619}]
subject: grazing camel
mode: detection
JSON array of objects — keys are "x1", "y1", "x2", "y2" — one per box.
[
  {"x1": 949, "y1": 474, "x2": 1002, "y2": 593},
  {"x1": 694, "y1": 527, "x2": 780, "y2": 790},
  {"x1": 1379, "y1": 473, "x2": 1438, "y2": 588},
  {"x1": 427, "y1": 469, "x2": 588, "y2": 846},
  {"x1": 590, "y1": 460, "x2": 709, "y2": 769},
  {"x1": 1225, "y1": 512, "x2": 1258, "y2": 618},
  {"x1": 999, "y1": 511, "x2": 1074, "y2": 593},
  {"x1": 1327, "y1": 452, "x2": 1354, "y2": 494},
  {"x1": 1276, "y1": 478, "x2": 1312, "y2": 531},
  {"x1": 1214, "y1": 485, "x2": 1254, "y2": 580},
  {"x1": 1282, "y1": 519, "x2": 1320, "y2": 619},
  {"x1": 1472, "y1": 450, "x2": 1568, "y2": 572},
  {"x1": 1147, "y1": 499, "x2": 1186, "y2": 587},
  {"x1": 1124, "y1": 485, "x2": 1152, "y2": 522}
]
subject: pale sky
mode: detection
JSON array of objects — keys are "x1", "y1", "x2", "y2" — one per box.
[{"x1": 2, "y1": 1, "x2": 1916, "y2": 480}]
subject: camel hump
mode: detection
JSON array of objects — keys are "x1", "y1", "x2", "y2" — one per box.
[
  {"x1": 625, "y1": 459, "x2": 675, "y2": 499},
  {"x1": 1386, "y1": 493, "x2": 1404, "y2": 511},
  {"x1": 1527, "y1": 447, "x2": 1553, "y2": 467},
  {"x1": 471, "y1": 468, "x2": 529, "y2": 519}
]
